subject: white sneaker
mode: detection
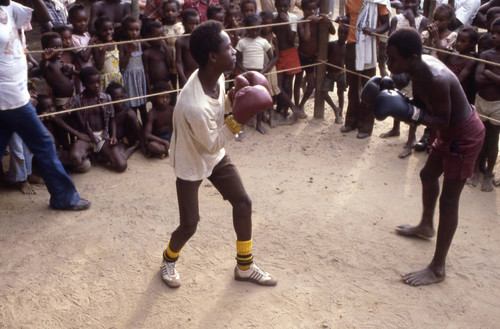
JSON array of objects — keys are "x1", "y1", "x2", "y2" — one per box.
[
  {"x1": 161, "y1": 261, "x2": 181, "y2": 288},
  {"x1": 234, "y1": 263, "x2": 277, "y2": 286}
]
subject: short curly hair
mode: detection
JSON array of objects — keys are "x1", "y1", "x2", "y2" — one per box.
[
  {"x1": 387, "y1": 27, "x2": 422, "y2": 59},
  {"x1": 189, "y1": 20, "x2": 224, "y2": 67}
]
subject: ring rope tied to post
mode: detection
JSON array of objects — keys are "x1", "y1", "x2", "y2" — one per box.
[{"x1": 37, "y1": 62, "x2": 322, "y2": 119}]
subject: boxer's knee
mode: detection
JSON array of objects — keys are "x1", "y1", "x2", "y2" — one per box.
[
  {"x1": 178, "y1": 219, "x2": 199, "y2": 238},
  {"x1": 231, "y1": 194, "x2": 252, "y2": 215}
]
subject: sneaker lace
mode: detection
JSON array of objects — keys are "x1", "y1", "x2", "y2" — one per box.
[
  {"x1": 252, "y1": 264, "x2": 269, "y2": 277},
  {"x1": 162, "y1": 262, "x2": 176, "y2": 277}
]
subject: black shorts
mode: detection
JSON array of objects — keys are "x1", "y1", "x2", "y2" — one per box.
[{"x1": 299, "y1": 53, "x2": 316, "y2": 74}]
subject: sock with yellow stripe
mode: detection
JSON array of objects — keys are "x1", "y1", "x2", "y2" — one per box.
[
  {"x1": 236, "y1": 239, "x2": 253, "y2": 271},
  {"x1": 163, "y1": 241, "x2": 181, "y2": 262}
]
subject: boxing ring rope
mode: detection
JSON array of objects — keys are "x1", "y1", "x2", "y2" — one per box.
[{"x1": 29, "y1": 17, "x2": 500, "y2": 124}]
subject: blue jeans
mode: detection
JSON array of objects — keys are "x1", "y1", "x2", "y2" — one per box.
[
  {"x1": 8, "y1": 133, "x2": 33, "y2": 182},
  {"x1": 0, "y1": 102, "x2": 81, "y2": 209}
]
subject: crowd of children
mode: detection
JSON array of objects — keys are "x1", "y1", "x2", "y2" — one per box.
[{"x1": 1, "y1": 0, "x2": 499, "y2": 195}]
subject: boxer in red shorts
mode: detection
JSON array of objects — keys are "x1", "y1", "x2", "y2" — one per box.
[{"x1": 367, "y1": 28, "x2": 485, "y2": 286}]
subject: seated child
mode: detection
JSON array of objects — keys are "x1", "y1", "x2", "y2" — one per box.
[
  {"x1": 65, "y1": 67, "x2": 127, "y2": 173},
  {"x1": 144, "y1": 82, "x2": 174, "y2": 158},
  {"x1": 143, "y1": 21, "x2": 174, "y2": 92},
  {"x1": 175, "y1": 9, "x2": 200, "y2": 86},
  {"x1": 106, "y1": 82, "x2": 143, "y2": 159},
  {"x1": 323, "y1": 24, "x2": 348, "y2": 124}
]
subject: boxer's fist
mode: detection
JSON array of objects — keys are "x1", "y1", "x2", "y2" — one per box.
[
  {"x1": 234, "y1": 71, "x2": 270, "y2": 92},
  {"x1": 374, "y1": 89, "x2": 424, "y2": 124},
  {"x1": 232, "y1": 85, "x2": 273, "y2": 125},
  {"x1": 360, "y1": 76, "x2": 382, "y2": 104},
  {"x1": 380, "y1": 76, "x2": 395, "y2": 90}
]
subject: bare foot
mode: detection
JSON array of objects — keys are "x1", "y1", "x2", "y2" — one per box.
[
  {"x1": 395, "y1": 224, "x2": 435, "y2": 239},
  {"x1": 292, "y1": 106, "x2": 308, "y2": 119},
  {"x1": 18, "y1": 181, "x2": 36, "y2": 195},
  {"x1": 402, "y1": 265, "x2": 445, "y2": 286},
  {"x1": 125, "y1": 141, "x2": 140, "y2": 159},
  {"x1": 398, "y1": 145, "x2": 413, "y2": 159},
  {"x1": 28, "y1": 174, "x2": 44, "y2": 185},
  {"x1": 256, "y1": 124, "x2": 267, "y2": 135},
  {"x1": 380, "y1": 129, "x2": 400, "y2": 138},
  {"x1": 481, "y1": 174, "x2": 494, "y2": 192},
  {"x1": 466, "y1": 172, "x2": 479, "y2": 187}
]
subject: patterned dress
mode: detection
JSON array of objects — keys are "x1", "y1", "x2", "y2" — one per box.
[
  {"x1": 123, "y1": 43, "x2": 147, "y2": 108},
  {"x1": 99, "y1": 45, "x2": 123, "y2": 92}
]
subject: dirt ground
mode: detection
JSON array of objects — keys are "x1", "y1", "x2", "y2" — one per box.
[{"x1": 1, "y1": 101, "x2": 499, "y2": 328}]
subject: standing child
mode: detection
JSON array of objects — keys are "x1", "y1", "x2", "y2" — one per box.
[
  {"x1": 421, "y1": 4, "x2": 457, "y2": 61},
  {"x1": 119, "y1": 16, "x2": 148, "y2": 125},
  {"x1": 92, "y1": 16, "x2": 124, "y2": 92},
  {"x1": 68, "y1": 4, "x2": 93, "y2": 93},
  {"x1": 380, "y1": 0, "x2": 429, "y2": 158},
  {"x1": 89, "y1": 0, "x2": 131, "y2": 35},
  {"x1": 207, "y1": 4, "x2": 225, "y2": 23},
  {"x1": 260, "y1": 10, "x2": 280, "y2": 129},
  {"x1": 273, "y1": 0, "x2": 303, "y2": 121},
  {"x1": 65, "y1": 67, "x2": 127, "y2": 173},
  {"x1": 224, "y1": 3, "x2": 241, "y2": 48},
  {"x1": 323, "y1": 24, "x2": 348, "y2": 124},
  {"x1": 470, "y1": 17, "x2": 500, "y2": 192},
  {"x1": 236, "y1": 14, "x2": 274, "y2": 135},
  {"x1": 175, "y1": 9, "x2": 200, "y2": 86},
  {"x1": 53, "y1": 26, "x2": 79, "y2": 78},
  {"x1": 144, "y1": 82, "x2": 174, "y2": 158},
  {"x1": 239, "y1": 0, "x2": 256, "y2": 22},
  {"x1": 296, "y1": 0, "x2": 335, "y2": 113},
  {"x1": 445, "y1": 26, "x2": 479, "y2": 105},
  {"x1": 143, "y1": 21, "x2": 174, "y2": 93}
]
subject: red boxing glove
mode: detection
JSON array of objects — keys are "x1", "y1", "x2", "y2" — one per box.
[
  {"x1": 232, "y1": 85, "x2": 273, "y2": 125},
  {"x1": 234, "y1": 71, "x2": 270, "y2": 92}
]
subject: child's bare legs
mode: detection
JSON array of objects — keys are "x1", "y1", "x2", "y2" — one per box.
[
  {"x1": 100, "y1": 142, "x2": 127, "y2": 172},
  {"x1": 336, "y1": 86, "x2": 344, "y2": 122},
  {"x1": 293, "y1": 71, "x2": 302, "y2": 106},
  {"x1": 124, "y1": 110, "x2": 143, "y2": 157},
  {"x1": 298, "y1": 71, "x2": 315, "y2": 112},
  {"x1": 399, "y1": 124, "x2": 417, "y2": 158},
  {"x1": 69, "y1": 140, "x2": 92, "y2": 172},
  {"x1": 277, "y1": 73, "x2": 301, "y2": 122},
  {"x1": 323, "y1": 90, "x2": 342, "y2": 124},
  {"x1": 378, "y1": 41, "x2": 389, "y2": 77},
  {"x1": 147, "y1": 140, "x2": 169, "y2": 158},
  {"x1": 135, "y1": 104, "x2": 148, "y2": 126},
  {"x1": 380, "y1": 119, "x2": 401, "y2": 138},
  {"x1": 403, "y1": 175, "x2": 466, "y2": 286},
  {"x1": 255, "y1": 112, "x2": 266, "y2": 134},
  {"x1": 481, "y1": 122, "x2": 499, "y2": 192},
  {"x1": 396, "y1": 153, "x2": 441, "y2": 239}
]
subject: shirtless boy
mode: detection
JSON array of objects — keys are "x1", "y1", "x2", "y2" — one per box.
[
  {"x1": 160, "y1": 21, "x2": 276, "y2": 288},
  {"x1": 470, "y1": 17, "x2": 500, "y2": 192},
  {"x1": 371, "y1": 28, "x2": 485, "y2": 286},
  {"x1": 89, "y1": 0, "x2": 131, "y2": 35},
  {"x1": 143, "y1": 21, "x2": 174, "y2": 93},
  {"x1": 296, "y1": 0, "x2": 334, "y2": 112},
  {"x1": 105, "y1": 82, "x2": 142, "y2": 159},
  {"x1": 175, "y1": 9, "x2": 200, "y2": 86},
  {"x1": 40, "y1": 32, "x2": 78, "y2": 149},
  {"x1": 273, "y1": 0, "x2": 304, "y2": 120},
  {"x1": 65, "y1": 67, "x2": 127, "y2": 173},
  {"x1": 144, "y1": 82, "x2": 174, "y2": 158},
  {"x1": 323, "y1": 24, "x2": 348, "y2": 124}
]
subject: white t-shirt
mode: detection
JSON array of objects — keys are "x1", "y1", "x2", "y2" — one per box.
[
  {"x1": 0, "y1": 1, "x2": 32, "y2": 110},
  {"x1": 235, "y1": 36, "x2": 271, "y2": 70},
  {"x1": 170, "y1": 69, "x2": 235, "y2": 181},
  {"x1": 435, "y1": 0, "x2": 480, "y2": 26},
  {"x1": 274, "y1": 12, "x2": 298, "y2": 32}
]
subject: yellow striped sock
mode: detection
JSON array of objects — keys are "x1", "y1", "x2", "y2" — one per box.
[
  {"x1": 163, "y1": 241, "x2": 181, "y2": 262},
  {"x1": 236, "y1": 239, "x2": 253, "y2": 271}
]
